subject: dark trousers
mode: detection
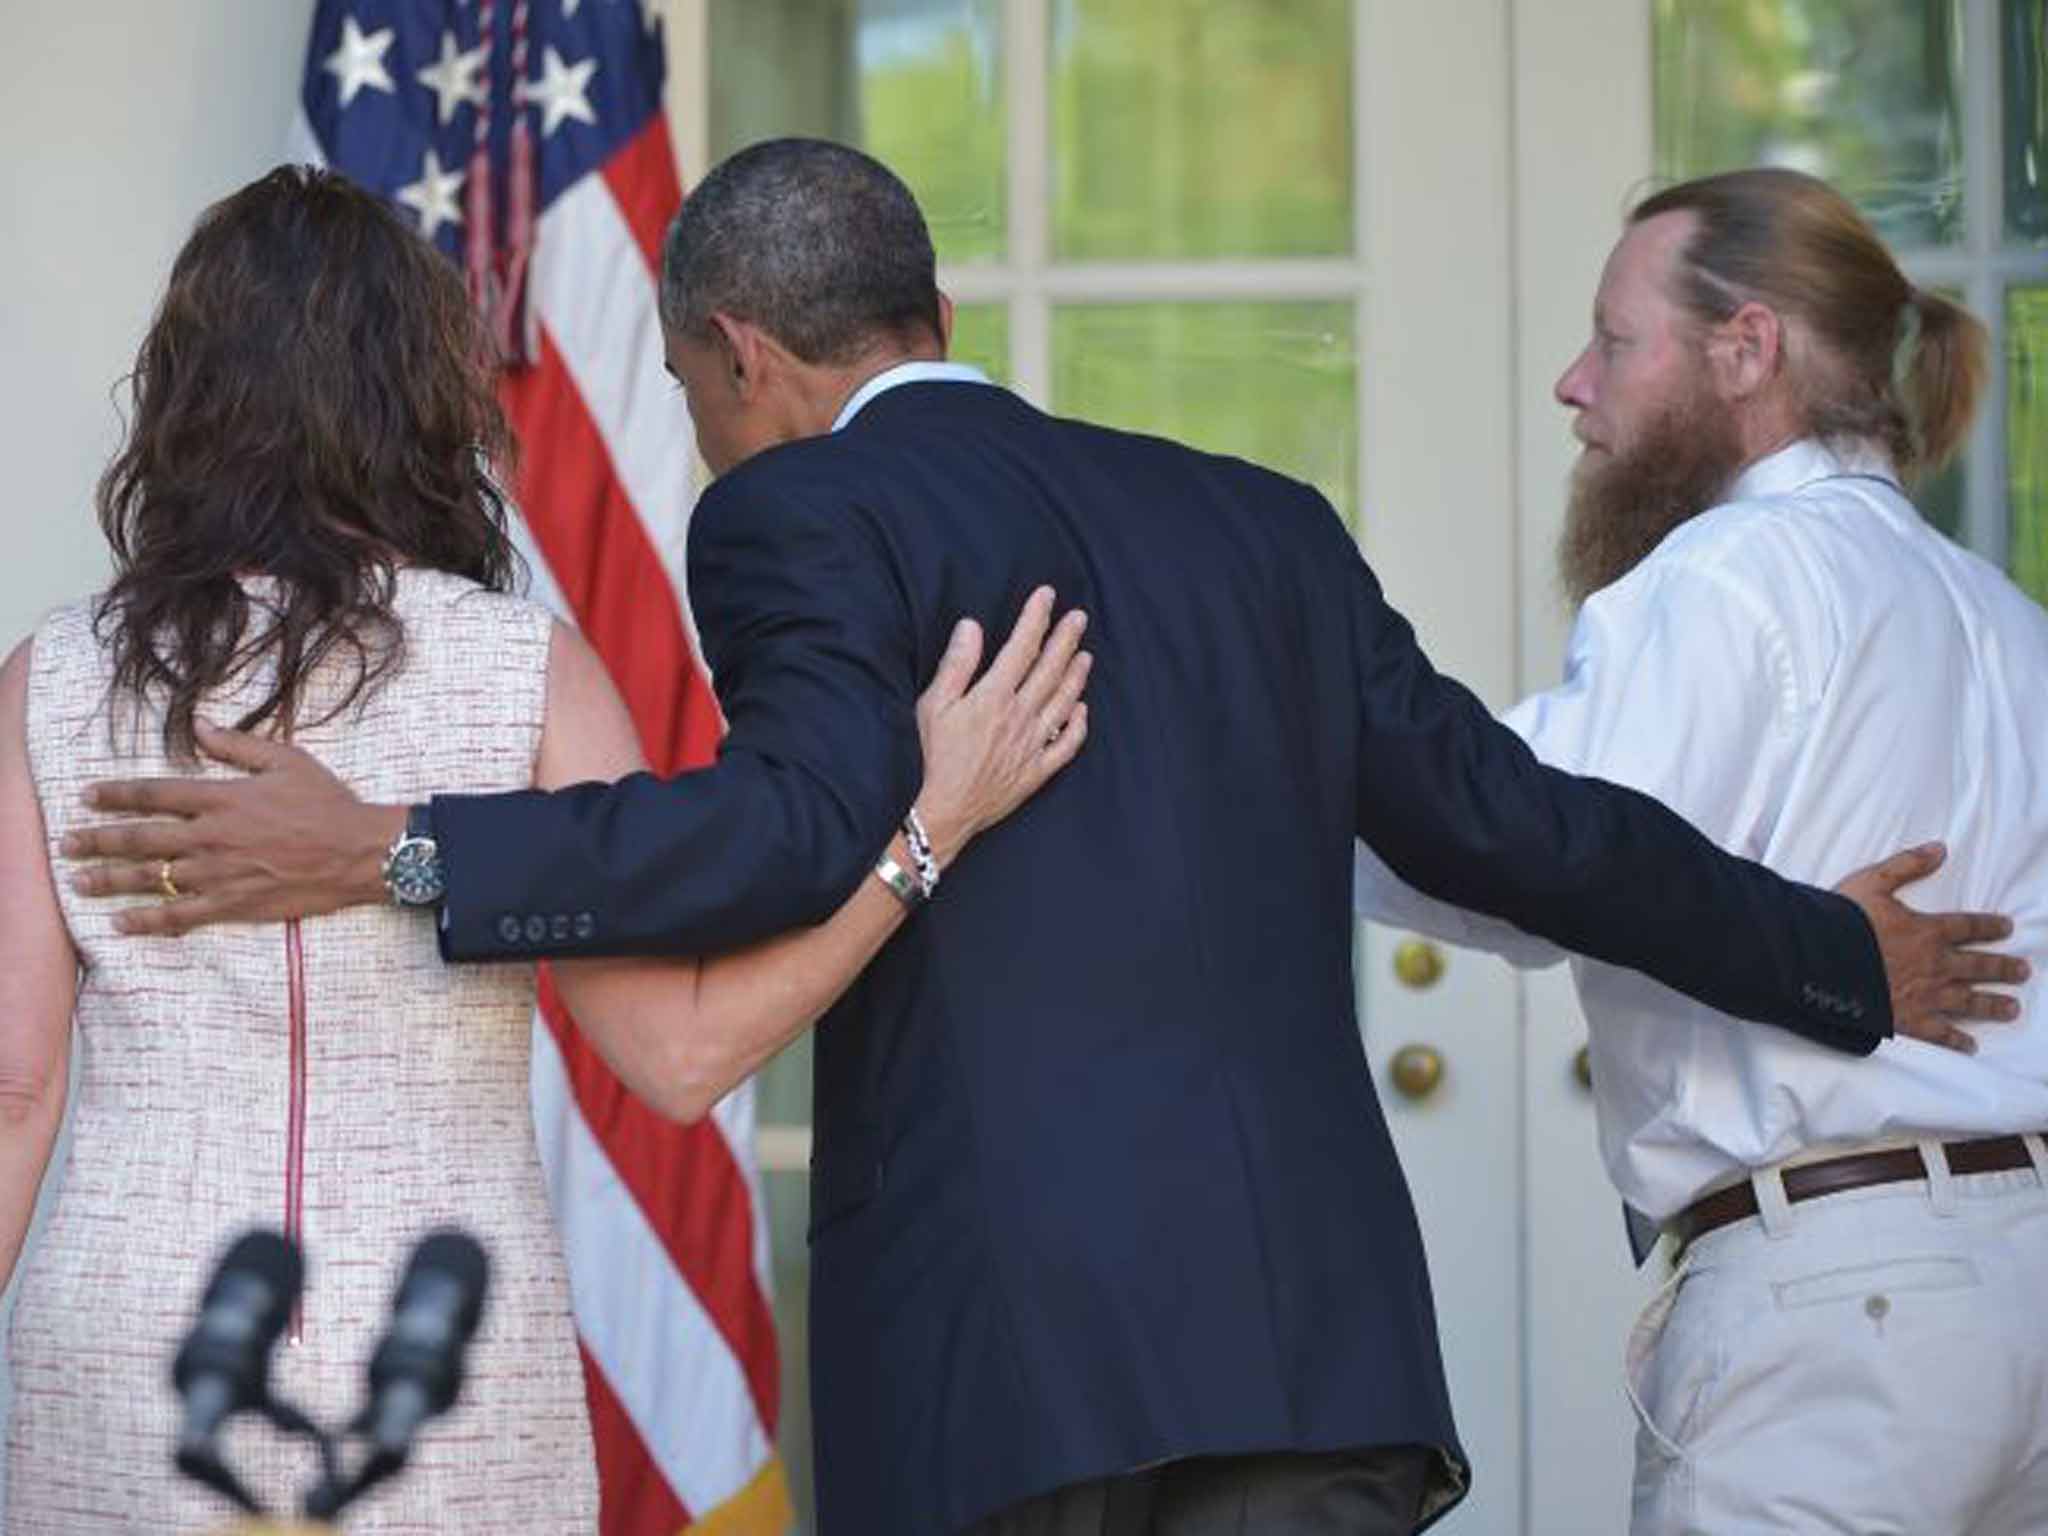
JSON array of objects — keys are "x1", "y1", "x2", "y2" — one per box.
[{"x1": 965, "y1": 1447, "x2": 1436, "y2": 1536}]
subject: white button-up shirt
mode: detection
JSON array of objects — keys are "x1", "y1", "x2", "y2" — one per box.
[{"x1": 1356, "y1": 439, "x2": 2048, "y2": 1219}]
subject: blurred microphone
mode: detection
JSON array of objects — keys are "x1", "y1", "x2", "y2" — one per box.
[
  {"x1": 357, "y1": 1229, "x2": 489, "y2": 1468},
  {"x1": 172, "y1": 1230, "x2": 303, "y2": 1511}
]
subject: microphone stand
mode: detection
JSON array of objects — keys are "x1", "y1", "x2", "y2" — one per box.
[{"x1": 177, "y1": 1390, "x2": 340, "y2": 1522}]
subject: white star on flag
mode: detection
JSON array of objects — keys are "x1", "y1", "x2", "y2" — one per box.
[
  {"x1": 323, "y1": 14, "x2": 397, "y2": 108},
  {"x1": 519, "y1": 46, "x2": 600, "y2": 137},
  {"x1": 396, "y1": 147, "x2": 466, "y2": 240},
  {"x1": 563, "y1": 0, "x2": 583, "y2": 16},
  {"x1": 416, "y1": 31, "x2": 489, "y2": 126}
]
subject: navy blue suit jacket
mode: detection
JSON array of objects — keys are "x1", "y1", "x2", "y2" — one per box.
[{"x1": 433, "y1": 381, "x2": 1889, "y2": 1533}]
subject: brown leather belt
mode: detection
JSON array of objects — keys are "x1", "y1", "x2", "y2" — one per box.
[{"x1": 1668, "y1": 1134, "x2": 2042, "y2": 1248}]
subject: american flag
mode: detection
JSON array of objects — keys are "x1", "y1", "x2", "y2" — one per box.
[{"x1": 290, "y1": 4, "x2": 792, "y2": 1530}]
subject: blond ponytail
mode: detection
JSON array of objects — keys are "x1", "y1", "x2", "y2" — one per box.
[{"x1": 1901, "y1": 287, "x2": 1989, "y2": 480}]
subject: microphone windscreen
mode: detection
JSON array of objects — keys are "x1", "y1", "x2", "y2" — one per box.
[
  {"x1": 206, "y1": 1230, "x2": 304, "y2": 1316},
  {"x1": 399, "y1": 1229, "x2": 489, "y2": 1337}
]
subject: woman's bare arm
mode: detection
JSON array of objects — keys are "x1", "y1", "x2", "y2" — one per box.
[
  {"x1": 0, "y1": 638, "x2": 79, "y2": 1291},
  {"x1": 540, "y1": 588, "x2": 1090, "y2": 1122}
]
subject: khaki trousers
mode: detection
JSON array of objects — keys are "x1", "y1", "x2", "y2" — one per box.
[{"x1": 1629, "y1": 1141, "x2": 2048, "y2": 1534}]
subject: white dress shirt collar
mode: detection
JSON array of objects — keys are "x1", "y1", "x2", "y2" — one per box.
[
  {"x1": 1726, "y1": 437, "x2": 1900, "y2": 504},
  {"x1": 831, "y1": 360, "x2": 993, "y2": 433}
]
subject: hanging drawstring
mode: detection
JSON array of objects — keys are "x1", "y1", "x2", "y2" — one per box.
[{"x1": 464, "y1": 0, "x2": 538, "y2": 369}]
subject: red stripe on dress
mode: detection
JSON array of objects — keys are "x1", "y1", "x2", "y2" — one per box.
[
  {"x1": 601, "y1": 115, "x2": 684, "y2": 280},
  {"x1": 539, "y1": 972, "x2": 782, "y2": 1433},
  {"x1": 498, "y1": 331, "x2": 723, "y2": 771},
  {"x1": 579, "y1": 1338, "x2": 695, "y2": 1536},
  {"x1": 284, "y1": 917, "x2": 308, "y2": 1342}
]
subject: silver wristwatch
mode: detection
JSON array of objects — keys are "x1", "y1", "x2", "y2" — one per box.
[{"x1": 381, "y1": 804, "x2": 446, "y2": 908}]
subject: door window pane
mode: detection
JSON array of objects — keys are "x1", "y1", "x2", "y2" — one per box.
[
  {"x1": 1917, "y1": 455, "x2": 1965, "y2": 541},
  {"x1": 710, "y1": 0, "x2": 1005, "y2": 264},
  {"x1": 1652, "y1": 0, "x2": 1965, "y2": 247},
  {"x1": 1052, "y1": 302, "x2": 1358, "y2": 527},
  {"x1": 762, "y1": 1170, "x2": 816, "y2": 1534},
  {"x1": 756, "y1": 1039, "x2": 815, "y2": 1528},
  {"x1": 950, "y1": 302, "x2": 1012, "y2": 384},
  {"x1": 2010, "y1": 287, "x2": 2048, "y2": 604},
  {"x1": 2007, "y1": 0, "x2": 2048, "y2": 243},
  {"x1": 1051, "y1": 0, "x2": 1353, "y2": 261},
  {"x1": 859, "y1": 0, "x2": 1006, "y2": 262}
]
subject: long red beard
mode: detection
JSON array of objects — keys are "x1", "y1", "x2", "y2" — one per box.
[{"x1": 1559, "y1": 385, "x2": 1748, "y2": 607}]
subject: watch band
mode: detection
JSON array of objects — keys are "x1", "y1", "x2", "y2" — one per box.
[{"x1": 873, "y1": 852, "x2": 927, "y2": 909}]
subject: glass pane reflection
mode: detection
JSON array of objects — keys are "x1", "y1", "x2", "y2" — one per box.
[
  {"x1": 1652, "y1": 0, "x2": 1964, "y2": 247},
  {"x1": 2009, "y1": 287, "x2": 2048, "y2": 605},
  {"x1": 1916, "y1": 455, "x2": 1965, "y2": 541},
  {"x1": 949, "y1": 303, "x2": 1011, "y2": 384},
  {"x1": 762, "y1": 1169, "x2": 815, "y2": 1534},
  {"x1": 1052, "y1": 302, "x2": 1358, "y2": 528},
  {"x1": 2007, "y1": 0, "x2": 2048, "y2": 243},
  {"x1": 710, "y1": 0, "x2": 1005, "y2": 265},
  {"x1": 859, "y1": 0, "x2": 1006, "y2": 262},
  {"x1": 1051, "y1": 0, "x2": 1353, "y2": 260}
]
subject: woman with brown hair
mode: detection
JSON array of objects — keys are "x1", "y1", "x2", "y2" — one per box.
[{"x1": 0, "y1": 165, "x2": 1088, "y2": 1531}]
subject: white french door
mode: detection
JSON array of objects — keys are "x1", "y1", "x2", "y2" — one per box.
[{"x1": 672, "y1": 2, "x2": 1562, "y2": 1530}]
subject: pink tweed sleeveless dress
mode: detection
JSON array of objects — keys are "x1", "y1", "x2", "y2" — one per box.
[{"x1": 14, "y1": 568, "x2": 598, "y2": 1532}]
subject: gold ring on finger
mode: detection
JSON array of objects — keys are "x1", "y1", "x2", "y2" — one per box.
[{"x1": 158, "y1": 860, "x2": 181, "y2": 900}]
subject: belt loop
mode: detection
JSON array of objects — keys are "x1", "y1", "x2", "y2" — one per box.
[
  {"x1": 1919, "y1": 1138, "x2": 1959, "y2": 1217},
  {"x1": 1751, "y1": 1165, "x2": 1795, "y2": 1239},
  {"x1": 2024, "y1": 1134, "x2": 2048, "y2": 1188}
]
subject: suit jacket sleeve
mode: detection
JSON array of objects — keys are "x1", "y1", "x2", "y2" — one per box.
[
  {"x1": 1343, "y1": 541, "x2": 1890, "y2": 1054},
  {"x1": 431, "y1": 467, "x2": 921, "y2": 962}
]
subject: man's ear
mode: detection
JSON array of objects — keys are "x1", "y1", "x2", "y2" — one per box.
[
  {"x1": 937, "y1": 292, "x2": 955, "y2": 354},
  {"x1": 707, "y1": 312, "x2": 763, "y2": 399},
  {"x1": 1710, "y1": 300, "x2": 1784, "y2": 401}
]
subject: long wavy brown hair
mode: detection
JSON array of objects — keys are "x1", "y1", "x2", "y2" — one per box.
[{"x1": 94, "y1": 164, "x2": 520, "y2": 758}]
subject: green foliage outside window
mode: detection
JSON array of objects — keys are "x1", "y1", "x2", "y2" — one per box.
[
  {"x1": 1652, "y1": 0, "x2": 1965, "y2": 247},
  {"x1": 1049, "y1": 0, "x2": 1353, "y2": 261},
  {"x1": 2010, "y1": 289, "x2": 2048, "y2": 602}
]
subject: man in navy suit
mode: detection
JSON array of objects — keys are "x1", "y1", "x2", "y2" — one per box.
[{"x1": 76, "y1": 141, "x2": 2019, "y2": 1533}]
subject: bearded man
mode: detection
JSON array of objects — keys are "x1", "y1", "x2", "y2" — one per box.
[{"x1": 1357, "y1": 167, "x2": 2048, "y2": 1534}]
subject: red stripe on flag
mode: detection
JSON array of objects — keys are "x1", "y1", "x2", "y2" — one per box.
[
  {"x1": 604, "y1": 114, "x2": 683, "y2": 278},
  {"x1": 580, "y1": 1338, "x2": 696, "y2": 1536},
  {"x1": 500, "y1": 328, "x2": 780, "y2": 1428},
  {"x1": 498, "y1": 331, "x2": 723, "y2": 772},
  {"x1": 544, "y1": 975, "x2": 783, "y2": 1430}
]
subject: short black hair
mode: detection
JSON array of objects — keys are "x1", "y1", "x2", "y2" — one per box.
[{"x1": 659, "y1": 138, "x2": 943, "y2": 365}]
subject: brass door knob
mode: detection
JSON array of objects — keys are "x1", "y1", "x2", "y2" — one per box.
[
  {"x1": 1393, "y1": 938, "x2": 1446, "y2": 990},
  {"x1": 1573, "y1": 1045, "x2": 1593, "y2": 1091},
  {"x1": 1389, "y1": 1043, "x2": 1446, "y2": 1101}
]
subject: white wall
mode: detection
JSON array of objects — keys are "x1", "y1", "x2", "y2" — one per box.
[
  {"x1": 0, "y1": 0, "x2": 318, "y2": 651},
  {"x1": 0, "y1": 4, "x2": 316, "y2": 1499}
]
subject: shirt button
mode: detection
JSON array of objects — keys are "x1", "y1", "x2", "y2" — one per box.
[
  {"x1": 550, "y1": 914, "x2": 571, "y2": 942},
  {"x1": 497, "y1": 914, "x2": 523, "y2": 945},
  {"x1": 524, "y1": 914, "x2": 548, "y2": 944},
  {"x1": 573, "y1": 913, "x2": 596, "y2": 940}
]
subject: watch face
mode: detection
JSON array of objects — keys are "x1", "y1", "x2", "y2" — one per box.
[{"x1": 388, "y1": 838, "x2": 446, "y2": 906}]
